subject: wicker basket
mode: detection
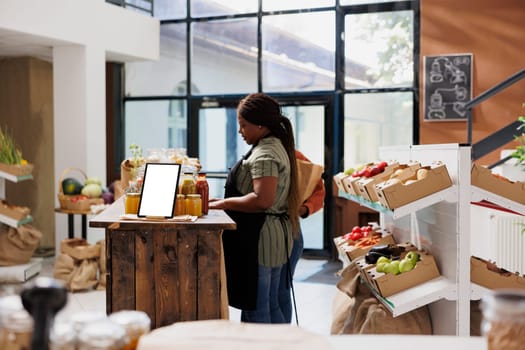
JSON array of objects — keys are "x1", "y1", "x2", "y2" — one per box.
[{"x1": 58, "y1": 168, "x2": 104, "y2": 211}]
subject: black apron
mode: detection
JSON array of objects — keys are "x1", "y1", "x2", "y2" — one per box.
[{"x1": 222, "y1": 149, "x2": 266, "y2": 310}]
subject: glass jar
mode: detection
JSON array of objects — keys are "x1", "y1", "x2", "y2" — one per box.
[
  {"x1": 0, "y1": 309, "x2": 33, "y2": 350},
  {"x1": 50, "y1": 320, "x2": 76, "y2": 350},
  {"x1": 195, "y1": 173, "x2": 209, "y2": 215},
  {"x1": 179, "y1": 173, "x2": 196, "y2": 195},
  {"x1": 0, "y1": 294, "x2": 32, "y2": 350},
  {"x1": 77, "y1": 319, "x2": 127, "y2": 350},
  {"x1": 481, "y1": 289, "x2": 525, "y2": 350},
  {"x1": 174, "y1": 194, "x2": 186, "y2": 216},
  {"x1": 124, "y1": 193, "x2": 140, "y2": 215},
  {"x1": 108, "y1": 310, "x2": 151, "y2": 350},
  {"x1": 185, "y1": 194, "x2": 202, "y2": 217}
]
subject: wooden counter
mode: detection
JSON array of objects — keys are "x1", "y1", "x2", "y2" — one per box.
[{"x1": 90, "y1": 197, "x2": 236, "y2": 329}]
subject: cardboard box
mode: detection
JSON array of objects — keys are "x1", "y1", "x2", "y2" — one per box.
[
  {"x1": 344, "y1": 233, "x2": 396, "y2": 261},
  {"x1": 0, "y1": 200, "x2": 30, "y2": 221},
  {"x1": 355, "y1": 163, "x2": 401, "y2": 201},
  {"x1": 342, "y1": 175, "x2": 361, "y2": 196},
  {"x1": 471, "y1": 163, "x2": 525, "y2": 205},
  {"x1": 375, "y1": 163, "x2": 453, "y2": 209},
  {"x1": 364, "y1": 252, "x2": 440, "y2": 297},
  {"x1": 470, "y1": 256, "x2": 525, "y2": 290},
  {"x1": 333, "y1": 173, "x2": 349, "y2": 194}
]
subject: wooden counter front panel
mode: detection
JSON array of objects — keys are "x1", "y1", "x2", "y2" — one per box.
[{"x1": 107, "y1": 228, "x2": 222, "y2": 329}]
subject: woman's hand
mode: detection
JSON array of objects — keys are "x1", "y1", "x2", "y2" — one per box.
[{"x1": 209, "y1": 198, "x2": 225, "y2": 210}]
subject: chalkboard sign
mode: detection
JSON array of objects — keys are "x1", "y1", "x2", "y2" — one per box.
[{"x1": 423, "y1": 54, "x2": 473, "y2": 121}]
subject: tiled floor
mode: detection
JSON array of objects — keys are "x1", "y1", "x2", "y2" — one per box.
[{"x1": 38, "y1": 257, "x2": 341, "y2": 336}]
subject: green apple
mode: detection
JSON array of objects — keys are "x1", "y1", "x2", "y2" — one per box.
[
  {"x1": 405, "y1": 251, "x2": 420, "y2": 265},
  {"x1": 376, "y1": 262, "x2": 388, "y2": 273},
  {"x1": 384, "y1": 260, "x2": 400, "y2": 275},
  {"x1": 344, "y1": 167, "x2": 355, "y2": 176},
  {"x1": 399, "y1": 258, "x2": 415, "y2": 273},
  {"x1": 376, "y1": 256, "x2": 391, "y2": 265}
]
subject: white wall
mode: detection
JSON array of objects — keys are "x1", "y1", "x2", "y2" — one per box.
[{"x1": 1, "y1": 0, "x2": 160, "y2": 247}]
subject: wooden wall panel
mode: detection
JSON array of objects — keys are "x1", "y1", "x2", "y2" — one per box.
[
  {"x1": 0, "y1": 57, "x2": 55, "y2": 248},
  {"x1": 420, "y1": 0, "x2": 525, "y2": 165}
]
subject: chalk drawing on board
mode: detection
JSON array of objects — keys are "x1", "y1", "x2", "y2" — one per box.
[{"x1": 424, "y1": 54, "x2": 472, "y2": 121}]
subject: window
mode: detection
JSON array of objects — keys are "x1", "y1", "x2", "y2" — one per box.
[{"x1": 117, "y1": 0, "x2": 419, "y2": 255}]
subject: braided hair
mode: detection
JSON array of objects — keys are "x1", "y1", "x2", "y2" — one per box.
[{"x1": 237, "y1": 93, "x2": 300, "y2": 234}]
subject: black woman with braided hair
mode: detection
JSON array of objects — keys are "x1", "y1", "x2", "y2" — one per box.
[{"x1": 209, "y1": 92, "x2": 300, "y2": 323}]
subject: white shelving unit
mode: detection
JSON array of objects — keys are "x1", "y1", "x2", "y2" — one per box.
[
  {"x1": 0, "y1": 169, "x2": 33, "y2": 227},
  {"x1": 340, "y1": 144, "x2": 472, "y2": 336}
]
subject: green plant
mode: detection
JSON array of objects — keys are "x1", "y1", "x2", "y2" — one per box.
[
  {"x1": 0, "y1": 126, "x2": 23, "y2": 165},
  {"x1": 510, "y1": 105, "x2": 525, "y2": 169}
]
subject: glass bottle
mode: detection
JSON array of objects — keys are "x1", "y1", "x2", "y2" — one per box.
[
  {"x1": 481, "y1": 289, "x2": 525, "y2": 350},
  {"x1": 179, "y1": 173, "x2": 196, "y2": 195},
  {"x1": 185, "y1": 194, "x2": 202, "y2": 217},
  {"x1": 195, "y1": 173, "x2": 209, "y2": 215}
]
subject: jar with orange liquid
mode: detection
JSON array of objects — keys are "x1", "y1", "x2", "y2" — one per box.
[
  {"x1": 185, "y1": 194, "x2": 202, "y2": 217},
  {"x1": 179, "y1": 173, "x2": 196, "y2": 195},
  {"x1": 124, "y1": 193, "x2": 140, "y2": 215},
  {"x1": 174, "y1": 194, "x2": 186, "y2": 216}
]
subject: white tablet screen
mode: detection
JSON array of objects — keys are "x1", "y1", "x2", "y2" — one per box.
[{"x1": 137, "y1": 163, "x2": 181, "y2": 218}]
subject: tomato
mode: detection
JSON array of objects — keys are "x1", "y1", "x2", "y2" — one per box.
[
  {"x1": 351, "y1": 226, "x2": 362, "y2": 234},
  {"x1": 70, "y1": 195, "x2": 88, "y2": 203},
  {"x1": 350, "y1": 231, "x2": 363, "y2": 241},
  {"x1": 343, "y1": 232, "x2": 353, "y2": 241}
]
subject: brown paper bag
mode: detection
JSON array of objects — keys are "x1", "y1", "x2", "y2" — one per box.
[
  {"x1": 0, "y1": 224, "x2": 42, "y2": 266},
  {"x1": 69, "y1": 259, "x2": 99, "y2": 292},
  {"x1": 53, "y1": 253, "x2": 76, "y2": 283},
  {"x1": 296, "y1": 159, "x2": 324, "y2": 203}
]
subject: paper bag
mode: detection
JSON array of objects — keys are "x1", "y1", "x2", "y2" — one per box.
[{"x1": 296, "y1": 159, "x2": 324, "y2": 203}]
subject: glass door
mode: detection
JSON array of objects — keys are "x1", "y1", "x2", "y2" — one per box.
[{"x1": 190, "y1": 95, "x2": 332, "y2": 256}]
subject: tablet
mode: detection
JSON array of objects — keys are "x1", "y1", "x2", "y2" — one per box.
[{"x1": 137, "y1": 163, "x2": 182, "y2": 218}]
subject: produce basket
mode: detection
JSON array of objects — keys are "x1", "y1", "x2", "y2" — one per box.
[
  {"x1": 57, "y1": 168, "x2": 103, "y2": 211},
  {"x1": 0, "y1": 162, "x2": 34, "y2": 177}
]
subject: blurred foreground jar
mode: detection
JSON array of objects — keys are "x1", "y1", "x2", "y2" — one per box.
[
  {"x1": 0, "y1": 306, "x2": 33, "y2": 350},
  {"x1": 481, "y1": 289, "x2": 525, "y2": 350},
  {"x1": 77, "y1": 319, "x2": 127, "y2": 350},
  {"x1": 108, "y1": 310, "x2": 151, "y2": 350}
]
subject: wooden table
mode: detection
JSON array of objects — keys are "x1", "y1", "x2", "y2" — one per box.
[
  {"x1": 55, "y1": 208, "x2": 91, "y2": 240},
  {"x1": 89, "y1": 197, "x2": 236, "y2": 329}
]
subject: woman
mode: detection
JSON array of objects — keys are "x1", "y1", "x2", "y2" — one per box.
[{"x1": 209, "y1": 93, "x2": 300, "y2": 323}]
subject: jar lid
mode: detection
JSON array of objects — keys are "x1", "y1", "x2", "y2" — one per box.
[
  {"x1": 481, "y1": 289, "x2": 525, "y2": 319},
  {"x1": 108, "y1": 310, "x2": 151, "y2": 338},
  {"x1": 77, "y1": 319, "x2": 127, "y2": 349}
]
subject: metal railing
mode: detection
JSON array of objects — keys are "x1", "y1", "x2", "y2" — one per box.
[
  {"x1": 465, "y1": 68, "x2": 525, "y2": 167},
  {"x1": 106, "y1": 0, "x2": 153, "y2": 16}
]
